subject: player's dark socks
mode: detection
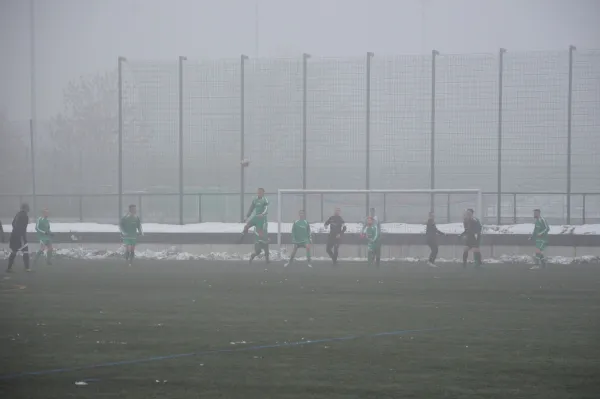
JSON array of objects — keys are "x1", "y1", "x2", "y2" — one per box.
[
  {"x1": 7, "y1": 252, "x2": 16, "y2": 270},
  {"x1": 125, "y1": 250, "x2": 130, "y2": 261},
  {"x1": 130, "y1": 251, "x2": 135, "y2": 263},
  {"x1": 462, "y1": 251, "x2": 469, "y2": 267},
  {"x1": 23, "y1": 253, "x2": 30, "y2": 270},
  {"x1": 306, "y1": 249, "x2": 312, "y2": 263},
  {"x1": 46, "y1": 249, "x2": 53, "y2": 265},
  {"x1": 474, "y1": 252, "x2": 482, "y2": 267}
]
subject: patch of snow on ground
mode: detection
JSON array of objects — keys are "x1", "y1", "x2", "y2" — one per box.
[
  {"x1": 3, "y1": 222, "x2": 600, "y2": 235},
  {"x1": 1, "y1": 246, "x2": 598, "y2": 265}
]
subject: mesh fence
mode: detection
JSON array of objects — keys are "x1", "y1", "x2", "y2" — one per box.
[
  {"x1": 121, "y1": 61, "x2": 179, "y2": 222},
  {"x1": 184, "y1": 59, "x2": 241, "y2": 222},
  {"x1": 571, "y1": 49, "x2": 600, "y2": 194},
  {"x1": 2, "y1": 50, "x2": 599, "y2": 224}
]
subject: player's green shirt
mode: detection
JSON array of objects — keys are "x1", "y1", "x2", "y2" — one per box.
[
  {"x1": 254, "y1": 221, "x2": 269, "y2": 244},
  {"x1": 120, "y1": 214, "x2": 142, "y2": 238},
  {"x1": 35, "y1": 217, "x2": 51, "y2": 239},
  {"x1": 291, "y1": 219, "x2": 311, "y2": 244},
  {"x1": 532, "y1": 217, "x2": 549, "y2": 240},
  {"x1": 364, "y1": 224, "x2": 380, "y2": 247},
  {"x1": 248, "y1": 196, "x2": 269, "y2": 217}
]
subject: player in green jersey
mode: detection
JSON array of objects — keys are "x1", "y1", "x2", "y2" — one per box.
[
  {"x1": 33, "y1": 208, "x2": 53, "y2": 266},
  {"x1": 239, "y1": 188, "x2": 269, "y2": 243},
  {"x1": 284, "y1": 210, "x2": 312, "y2": 268},
  {"x1": 529, "y1": 209, "x2": 549, "y2": 270},
  {"x1": 363, "y1": 216, "x2": 381, "y2": 267},
  {"x1": 249, "y1": 215, "x2": 270, "y2": 264},
  {"x1": 120, "y1": 204, "x2": 143, "y2": 266}
]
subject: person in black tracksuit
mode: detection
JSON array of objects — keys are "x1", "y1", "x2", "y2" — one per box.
[
  {"x1": 459, "y1": 208, "x2": 483, "y2": 268},
  {"x1": 7, "y1": 203, "x2": 31, "y2": 272},
  {"x1": 426, "y1": 212, "x2": 445, "y2": 266},
  {"x1": 324, "y1": 208, "x2": 346, "y2": 264}
]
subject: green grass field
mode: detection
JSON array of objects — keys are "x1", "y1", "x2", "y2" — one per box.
[{"x1": 1, "y1": 259, "x2": 599, "y2": 398}]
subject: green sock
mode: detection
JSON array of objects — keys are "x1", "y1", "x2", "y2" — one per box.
[
  {"x1": 474, "y1": 252, "x2": 481, "y2": 266},
  {"x1": 46, "y1": 249, "x2": 53, "y2": 264},
  {"x1": 34, "y1": 250, "x2": 44, "y2": 264},
  {"x1": 306, "y1": 249, "x2": 311, "y2": 262}
]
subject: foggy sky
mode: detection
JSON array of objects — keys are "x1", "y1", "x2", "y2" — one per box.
[{"x1": 1, "y1": 0, "x2": 599, "y2": 121}]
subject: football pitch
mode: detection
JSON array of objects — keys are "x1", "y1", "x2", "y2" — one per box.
[{"x1": 1, "y1": 259, "x2": 599, "y2": 399}]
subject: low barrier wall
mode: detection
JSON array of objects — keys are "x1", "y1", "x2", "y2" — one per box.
[{"x1": 27, "y1": 232, "x2": 600, "y2": 247}]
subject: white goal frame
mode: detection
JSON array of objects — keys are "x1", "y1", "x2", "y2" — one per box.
[{"x1": 277, "y1": 189, "x2": 483, "y2": 246}]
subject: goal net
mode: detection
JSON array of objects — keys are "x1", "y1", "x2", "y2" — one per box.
[{"x1": 276, "y1": 189, "x2": 483, "y2": 246}]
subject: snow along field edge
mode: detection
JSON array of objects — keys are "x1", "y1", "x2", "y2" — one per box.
[
  {"x1": 1, "y1": 246, "x2": 599, "y2": 265},
  {"x1": 2, "y1": 222, "x2": 600, "y2": 235}
]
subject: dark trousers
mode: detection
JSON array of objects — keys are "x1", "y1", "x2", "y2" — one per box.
[
  {"x1": 326, "y1": 236, "x2": 340, "y2": 262},
  {"x1": 428, "y1": 240, "x2": 438, "y2": 263}
]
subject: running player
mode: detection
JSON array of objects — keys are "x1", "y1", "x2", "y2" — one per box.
[
  {"x1": 324, "y1": 207, "x2": 346, "y2": 264},
  {"x1": 33, "y1": 208, "x2": 53, "y2": 266},
  {"x1": 239, "y1": 188, "x2": 269, "y2": 243},
  {"x1": 7, "y1": 203, "x2": 31, "y2": 273},
  {"x1": 459, "y1": 209, "x2": 482, "y2": 268},
  {"x1": 285, "y1": 210, "x2": 312, "y2": 268},
  {"x1": 363, "y1": 216, "x2": 381, "y2": 267},
  {"x1": 529, "y1": 208, "x2": 549, "y2": 270},
  {"x1": 249, "y1": 217, "x2": 270, "y2": 264},
  {"x1": 120, "y1": 204, "x2": 143, "y2": 266}
]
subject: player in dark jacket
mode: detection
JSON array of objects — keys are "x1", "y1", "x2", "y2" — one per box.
[
  {"x1": 324, "y1": 208, "x2": 346, "y2": 264},
  {"x1": 459, "y1": 208, "x2": 483, "y2": 268},
  {"x1": 7, "y1": 203, "x2": 31, "y2": 272},
  {"x1": 425, "y1": 211, "x2": 445, "y2": 267}
]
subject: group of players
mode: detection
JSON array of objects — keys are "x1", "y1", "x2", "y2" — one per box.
[
  {"x1": 1, "y1": 188, "x2": 550, "y2": 271},
  {"x1": 236, "y1": 188, "x2": 551, "y2": 270}
]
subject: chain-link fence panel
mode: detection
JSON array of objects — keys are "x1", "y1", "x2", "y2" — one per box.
[
  {"x1": 435, "y1": 53, "x2": 498, "y2": 193},
  {"x1": 502, "y1": 51, "x2": 569, "y2": 194},
  {"x1": 571, "y1": 49, "x2": 600, "y2": 194},
  {"x1": 121, "y1": 61, "x2": 179, "y2": 221},
  {"x1": 184, "y1": 59, "x2": 241, "y2": 222},
  {"x1": 370, "y1": 55, "x2": 431, "y2": 191}
]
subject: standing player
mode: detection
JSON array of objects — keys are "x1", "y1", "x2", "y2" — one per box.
[
  {"x1": 529, "y1": 209, "x2": 549, "y2": 270},
  {"x1": 120, "y1": 204, "x2": 143, "y2": 266},
  {"x1": 425, "y1": 211, "x2": 445, "y2": 267},
  {"x1": 33, "y1": 208, "x2": 53, "y2": 266},
  {"x1": 324, "y1": 207, "x2": 346, "y2": 264},
  {"x1": 7, "y1": 203, "x2": 31, "y2": 273},
  {"x1": 249, "y1": 218, "x2": 270, "y2": 264},
  {"x1": 363, "y1": 216, "x2": 381, "y2": 267},
  {"x1": 239, "y1": 188, "x2": 269, "y2": 243},
  {"x1": 459, "y1": 209, "x2": 483, "y2": 268},
  {"x1": 284, "y1": 210, "x2": 312, "y2": 268}
]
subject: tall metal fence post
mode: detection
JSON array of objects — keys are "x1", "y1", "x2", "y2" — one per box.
[
  {"x1": 302, "y1": 53, "x2": 310, "y2": 214},
  {"x1": 240, "y1": 55, "x2": 248, "y2": 222},
  {"x1": 30, "y1": 0, "x2": 37, "y2": 217},
  {"x1": 497, "y1": 48, "x2": 506, "y2": 225},
  {"x1": 117, "y1": 56, "x2": 126, "y2": 219},
  {"x1": 178, "y1": 56, "x2": 186, "y2": 225},
  {"x1": 365, "y1": 52, "x2": 374, "y2": 216},
  {"x1": 566, "y1": 45, "x2": 576, "y2": 224},
  {"x1": 29, "y1": 119, "x2": 36, "y2": 215},
  {"x1": 430, "y1": 50, "x2": 439, "y2": 211}
]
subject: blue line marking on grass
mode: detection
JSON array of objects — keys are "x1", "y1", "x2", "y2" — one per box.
[{"x1": 0, "y1": 327, "x2": 445, "y2": 381}]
